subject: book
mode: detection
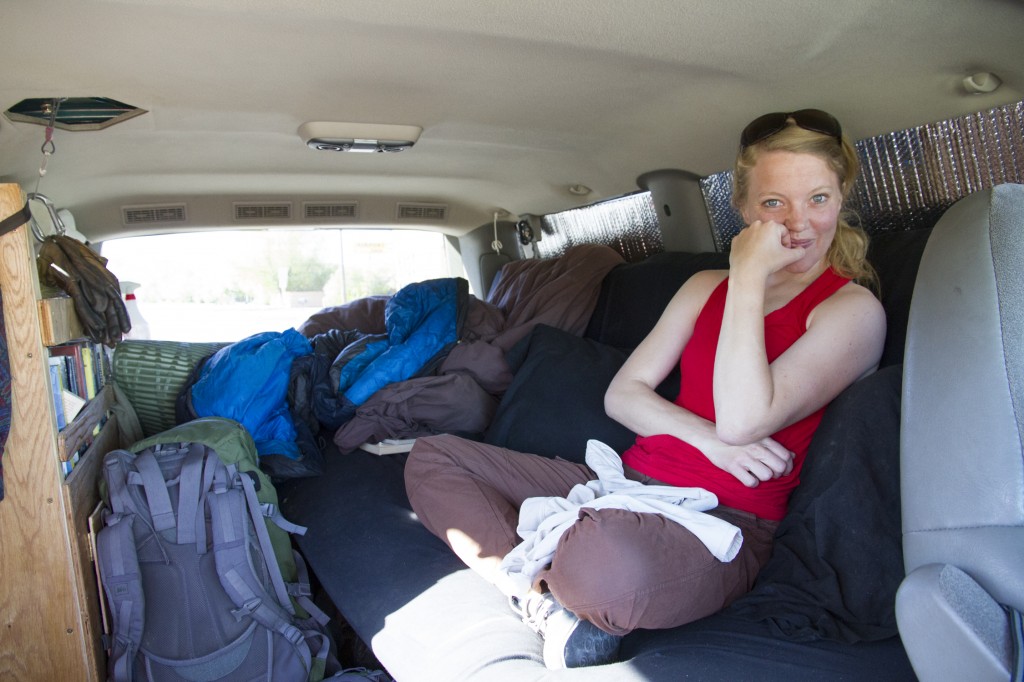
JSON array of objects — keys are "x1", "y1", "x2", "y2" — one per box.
[
  {"x1": 81, "y1": 345, "x2": 98, "y2": 399},
  {"x1": 49, "y1": 344, "x2": 87, "y2": 397},
  {"x1": 61, "y1": 389, "x2": 87, "y2": 423},
  {"x1": 358, "y1": 438, "x2": 417, "y2": 455},
  {"x1": 48, "y1": 357, "x2": 67, "y2": 430}
]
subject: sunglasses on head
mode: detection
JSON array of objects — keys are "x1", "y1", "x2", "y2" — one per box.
[{"x1": 740, "y1": 109, "x2": 843, "y2": 148}]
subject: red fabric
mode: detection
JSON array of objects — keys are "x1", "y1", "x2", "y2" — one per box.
[{"x1": 621, "y1": 268, "x2": 851, "y2": 521}]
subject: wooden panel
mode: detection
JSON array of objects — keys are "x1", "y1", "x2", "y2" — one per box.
[
  {"x1": 58, "y1": 384, "x2": 114, "y2": 463},
  {"x1": 63, "y1": 414, "x2": 121, "y2": 681},
  {"x1": 0, "y1": 184, "x2": 97, "y2": 681},
  {"x1": 38, "y1": 295, "x2": 85, "y2": 346}
]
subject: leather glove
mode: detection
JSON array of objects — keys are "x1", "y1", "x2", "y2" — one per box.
[{"x1": 37, "y1": 235, "x2": 132, "y2": 346}]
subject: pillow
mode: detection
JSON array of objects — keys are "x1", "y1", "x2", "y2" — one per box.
[
  {"x1": 727, "y1": 364, "x2": 904, "y2": 644},
  {"x1": 485, "y1": 325, "x2": 663, "y2": 462},
  {"x1": 585, "y1": 251, "x2": 729, "y2": 350}
]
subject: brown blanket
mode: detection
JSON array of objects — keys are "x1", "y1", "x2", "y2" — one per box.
[{"x1": 316, "y1": 244, "x2": 624, "y2": 451}]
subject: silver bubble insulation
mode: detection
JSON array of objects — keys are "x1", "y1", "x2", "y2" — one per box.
[
  {"x1": 537, "y1": 100, "x2": 1024, "y2": 259},
  {"x1": 537, "y1": 191, "x2": 663, "y2": 262}
]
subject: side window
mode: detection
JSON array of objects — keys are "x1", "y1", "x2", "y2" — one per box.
[{"x1": 100, "y1": 229, "x2": 465, "y2": 342}]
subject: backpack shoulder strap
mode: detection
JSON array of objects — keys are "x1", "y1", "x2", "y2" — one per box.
[
  {"x1": 134, "y1": 449, "x2": 176, "y2": 533},
  {"x1": 208, "y1": 470, "x2": 313, "y2": 672},
  {"x1": 288, "y1": 549, "x2": 331, "y2": 627},
  {"x1": 175, "y1": 442, "x2": 213, "y2": 547},
  {"x1": 238, "y1": 469, "x2": 296, "y2": 614},
  {"x1": 96, "y1": 514, "x2": 144, "y2": 682},
  {"x1": 104, "y1": 449, "x2": 139, "y2": 517}
]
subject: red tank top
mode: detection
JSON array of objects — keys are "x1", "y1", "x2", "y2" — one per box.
[{"x1": 620, "y1": 267, "x2": 851, "y2": 521}]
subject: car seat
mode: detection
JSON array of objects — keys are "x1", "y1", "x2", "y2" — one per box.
[{"x1": 897, "y1": 182, "x2": 1024, "y2": 681}]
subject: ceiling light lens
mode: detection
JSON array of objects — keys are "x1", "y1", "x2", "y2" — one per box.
[{"x1": 963, "y1": 71, "x2": 1002, "y2": 94}]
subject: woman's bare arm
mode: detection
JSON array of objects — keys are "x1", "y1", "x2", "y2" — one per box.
[
  {"x1": 713, "y1": 222, "x2": 887, "y2": 445},
  {"x1": 605, "y1": 269, "x2": 799, "y2": 487}
]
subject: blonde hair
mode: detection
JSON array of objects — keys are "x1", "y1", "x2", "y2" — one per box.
[{"x1": 731, "y1": 124, "x2": 879, "y2": 294}]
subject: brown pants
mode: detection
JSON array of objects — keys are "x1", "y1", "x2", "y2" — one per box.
[{"x1": 404, "y1": 434, "x2": 778, "y2": 636}]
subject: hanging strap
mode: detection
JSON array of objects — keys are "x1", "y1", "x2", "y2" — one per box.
[{"x1": 0, "y1": 202, "x2": 31, "y2": 237}]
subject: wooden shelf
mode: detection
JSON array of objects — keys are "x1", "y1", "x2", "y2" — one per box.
[
  {"x1": 0, "y1": 184, "x2": 106, "y2": 681},
  {"x1": 39, "y1": 295, "x2": 85, "y2": 346}
]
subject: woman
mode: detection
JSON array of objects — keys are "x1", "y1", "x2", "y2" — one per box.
[{"x1": 404, "y1": 109, "x2": 886, "y2": 669}]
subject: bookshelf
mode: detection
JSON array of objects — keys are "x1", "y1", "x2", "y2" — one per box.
[{"x1": 0, "y1": 183, "x2": 114, "y2": 681}]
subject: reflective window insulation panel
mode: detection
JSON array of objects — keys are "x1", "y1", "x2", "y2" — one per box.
[{"x1": 536, "y1": 100, "x2": 1024, "y2": 259}]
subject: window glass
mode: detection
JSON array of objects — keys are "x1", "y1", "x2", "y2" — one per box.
[{"x1": 101, "y1": 229, "x2": 464, "y2": 342}]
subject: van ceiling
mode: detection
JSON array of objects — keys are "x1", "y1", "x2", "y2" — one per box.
[{"x1": 0, "y1": 0, "x2": 1021, "y2": 241}]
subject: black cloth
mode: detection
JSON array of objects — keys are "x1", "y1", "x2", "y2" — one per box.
[
  {"x1": 584, "y1": 252, "x2": 729, "y2": 351},
  {"x1": 0, "y1": 201, "x2": 31, "y2": 236},
  {"x1": 728, "y1": 364, "x2": 905, "y2": 643},
  {"x1": 484, "y1": 324, "x2": 678, "y2": 461},
  {"x1": 866, "y1": 228, "x2": 932, "y2": 368}
]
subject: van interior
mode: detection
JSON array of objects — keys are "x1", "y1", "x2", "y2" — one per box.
[{"x1": 1, "y1": 1, "x2": 1023, "y2": 680}]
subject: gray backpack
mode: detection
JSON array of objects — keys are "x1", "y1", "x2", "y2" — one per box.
[{"x1": 96, "y1": 437, "x2": 332, "y2": 682}]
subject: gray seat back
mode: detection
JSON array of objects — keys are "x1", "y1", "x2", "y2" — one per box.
[{"x1": 898, "y1": 182, "x2": 1024, "y2": 680}]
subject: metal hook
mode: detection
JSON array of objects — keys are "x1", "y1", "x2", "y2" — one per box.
[
  {"x1": 26, "y1": 193, "x2": 66, "y2": 242},
  {"x1": 40, "y1": 100, "x2": 59, "y2": 155}
]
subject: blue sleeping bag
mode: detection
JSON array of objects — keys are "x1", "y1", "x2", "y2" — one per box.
[
  {"x1": 190, "y1": 328, "x2": 312, "y2": 459},
  {"x1": 337, "y1": 277, "x2": 464, "y2": 406}
]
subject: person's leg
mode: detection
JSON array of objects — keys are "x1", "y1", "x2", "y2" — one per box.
[
  {"x1": 405, "y1": 433, "x2": 592, "y2": 582},
  {"x1": 538, "y1": 505, "x2": 777, "y2": 636}
]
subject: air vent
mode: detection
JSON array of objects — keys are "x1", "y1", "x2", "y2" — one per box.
[
  {"x1": 304, "y1": 202, "x2": 358, "y2": 220},
  {"x1": 397, "y1": 202, "x2": 448, "y2": 221},
  {"x1": 122, "y1": 204, "x2": 187, "y2": 225},
  {"x1": 233, "y1": 203, "x2": 292, "y2": 221}
]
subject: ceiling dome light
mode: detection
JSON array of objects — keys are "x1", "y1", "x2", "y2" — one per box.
[
  {"x1": 962, "y1": 71, "x2": 1002, "y2": 95},
  {"x1": 298, "y1": 121, "x2": 421, "y2": 153}
]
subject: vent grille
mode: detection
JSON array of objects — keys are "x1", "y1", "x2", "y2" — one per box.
[
  {"x1": 304, "y1": 202, "x2": 358, "y2": 220},
  {"x1": 122, "y1": 204, "x2": 187, "y2": 225},
  {"x1": 233, "y1": 203, "x2": 292, "y2": 221},
  {"x1": 397, "y1": 202, "x2": 448, "y2": 221}
]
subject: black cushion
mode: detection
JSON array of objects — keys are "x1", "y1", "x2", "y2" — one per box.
[
  {"x1": 484, "y1": 324, "x2": 680, "y2": 461},
  {"x1": 727, "y1": 364, "x2": 905, "y2": 643},
  {"x1": 584, "y1": 252, "x2": 729, "y2": 350},
  {"x1": 866, "y1": 228, "x2": 932, "y2": 368},
  {"x1": 485, "y1": 324, "x2": 633, "y2": 460}
]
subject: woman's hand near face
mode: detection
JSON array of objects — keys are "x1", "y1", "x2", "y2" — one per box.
[{"x1": 729, "y1": 219, "x2": 806, "y2": 282}]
